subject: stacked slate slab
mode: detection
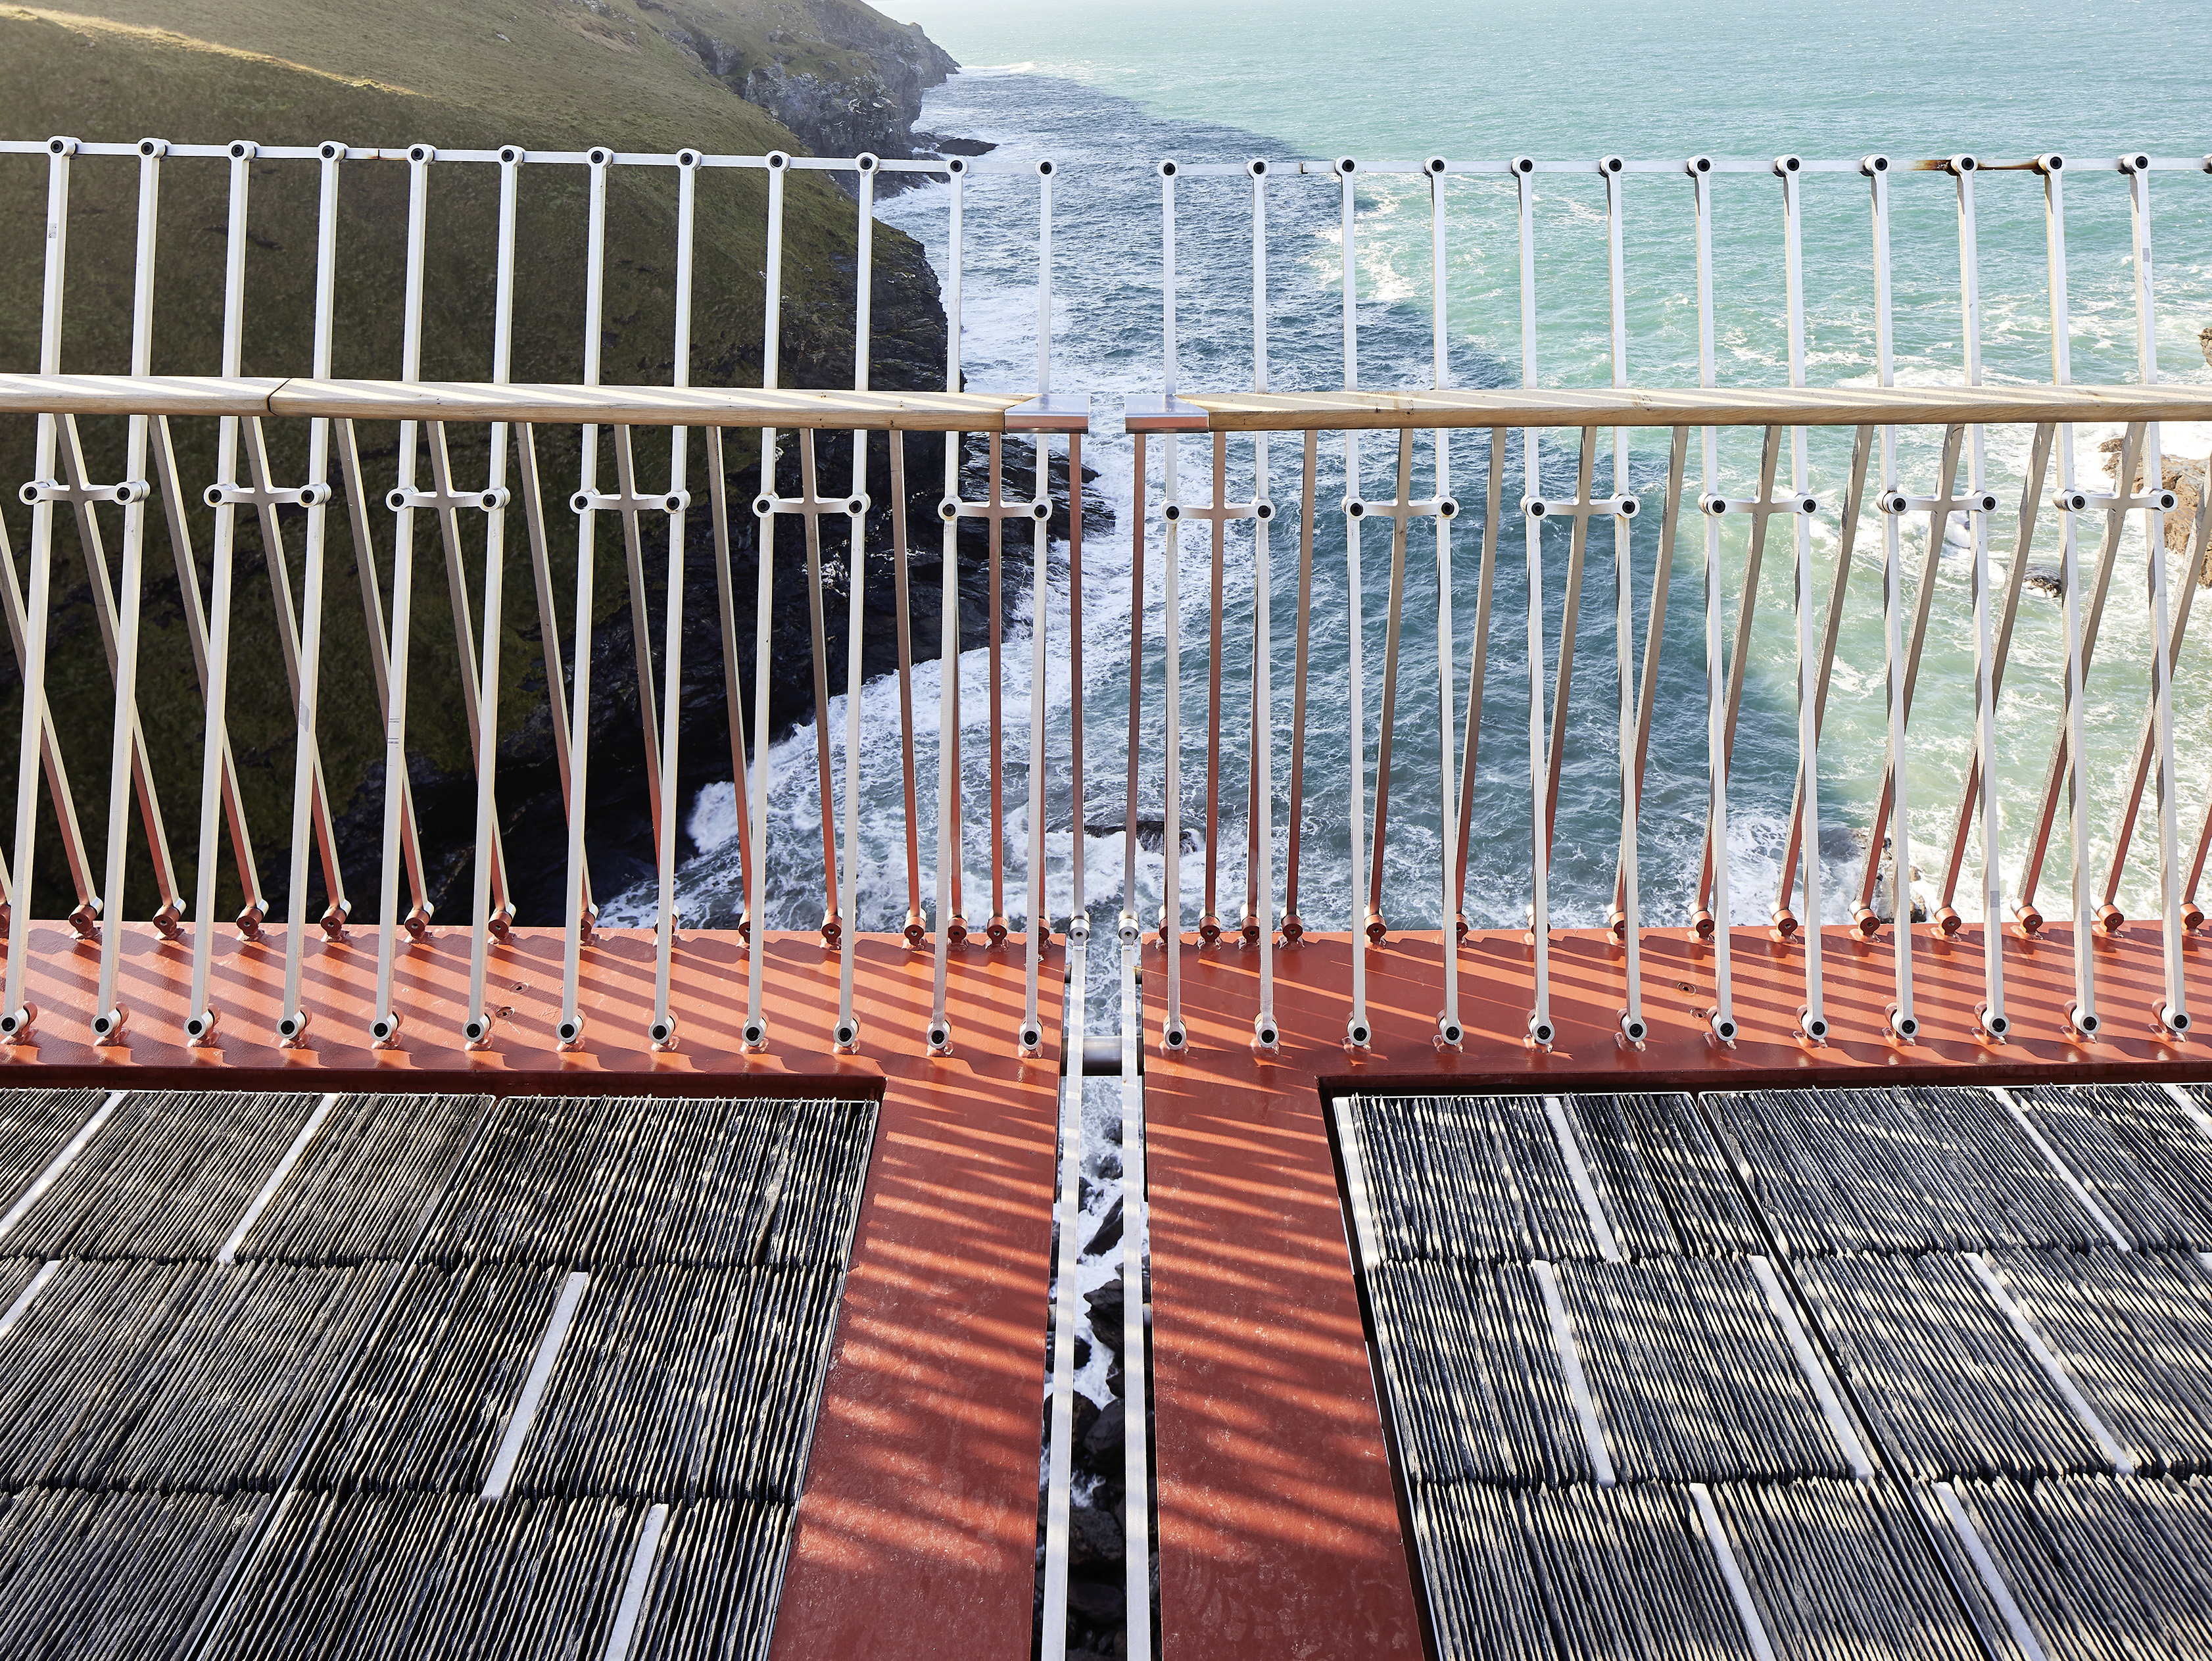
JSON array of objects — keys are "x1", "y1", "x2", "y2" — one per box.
[
  {"x1": 0, "y1": 1086, "x2": 876, "y2": 1661},
  {"x1": 1338, "y1": 1084, "x2": 2212, "y2": 1660}
]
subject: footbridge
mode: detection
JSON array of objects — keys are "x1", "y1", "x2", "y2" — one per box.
[{"x1": 0, "y1": 133, "x2": 2210, "y2": 1660}]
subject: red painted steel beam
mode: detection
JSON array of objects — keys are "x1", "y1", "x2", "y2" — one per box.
[
  {"x1": 0, "y1": 923, "x2": 1061, "y2": 1661},
  {"x1": 1147, "y1": 921, "x2": 2212, "y2": 1660}
]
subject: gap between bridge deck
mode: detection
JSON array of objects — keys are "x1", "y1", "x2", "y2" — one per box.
[
  {"x1": 1143, "y1": 923, "x2": 2212, "y2": 1661},
  {"x1": 0, "y1": 923, "x2": 1062, "y2": 1661}
]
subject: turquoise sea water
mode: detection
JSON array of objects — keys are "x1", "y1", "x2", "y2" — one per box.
[{"x1": 625, "y1": 0, "x2": 2212, "y2": 942}]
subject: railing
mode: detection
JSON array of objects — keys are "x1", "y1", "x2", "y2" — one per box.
[
  {"x1": 0, "y1": 375, "x2": 1083, "y2": 1057},
  {"x1": 5, "y1": 135, "x2": 2212, "y2": 1061},
  {"x1": 1127, "y1": 383, "x2": 2212, "y2": 1055},
  {"x1": 9, "y1": 372, "x2": 2212, "y2": 1060}
]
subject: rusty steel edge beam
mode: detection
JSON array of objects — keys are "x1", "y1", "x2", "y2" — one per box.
[
  {"x1": 0, "y1": 374, "x2": 1080, "y2": 431},
  {"x1": 1132, "y1": 384, "x2": 2212, "y2": 431}
]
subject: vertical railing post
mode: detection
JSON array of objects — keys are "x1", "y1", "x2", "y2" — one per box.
[
  {"x1": 181, "y1": 139, "x2": 256, "y2": 1047},
  {"x1": 2127, "y1": 154, "x2": 2189, "y2": 1039},
  {"x1": 1602, "y1": 154, "x2": 1645, "y2": 1047},
  {"x1": 555, "y1": 146, "x2": 612, "y2": 1052},
  {"x1": 92, "y1": 138, "x2": 168, "y2": 1044},
  {"x1": 1516, "y1": 154, "x2": 1554, "y2": 1049},
  {"x1": 1689, "y1": 154, "x2": 1735, "y2": 1044}
]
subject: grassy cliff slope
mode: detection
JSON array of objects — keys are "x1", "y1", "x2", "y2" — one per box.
[{"x1": 0, "y1": 0, "x2": 954, "y2": 925}]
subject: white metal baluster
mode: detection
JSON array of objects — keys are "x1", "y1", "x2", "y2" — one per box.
[
  {"x1": 742, "y1": 151, "x2": 788, "y2": 1051},
  {"x1": 557, "y1": 147, "x2": 612, "y2": 1051},
  {"x1": 834, "y1": 152, "x2": 879, "y2": 1054},
  {"x1": 649, "y1": 150, "x2": 700, "y2": 1050},
  {"x1": 1600, "y1": 155, "x2": 1645, "y2": 1046},
  {"x1": 277, "y1": 142, "x2": 345, "y2": 1047},
  {"x1": 8, "y1": 135, "x2": 84, "y2": 1024},
  {"x1": 1253, "y1": 156, "x2": 1279, "y2": 1049},
  {"x1": 2128, "y1": 155, "x2": 2188, "y2": 1038},
  {"x1": 462, "y1": 146, "x2": 521, "y2": 1049},
  {"x1": 1160, "y1": 158, "x2": 1188, "y2": 1053},
  {"x1": 93, "y1": 139, "x2": 165, "y2": 1043},
  {"x1": 368, "y1": 146, "x2": 434, "y2": 1048},
  {"x1": 2040, "y1": 155, "x2": 2095, "y2": 1038},
  {"x1": 1341, "y1": 155, "x2": 1370, "y2": 1049},
  {"x1": 1868, "y1": 155, "x2": 1915, "y2": 1040},
  {"x1": 926, "y1": 156, "x2": 965, "y2": 1053},
  {"x1": 1019, "y1": 158, "x2": 1053, "y2": 1057},
  {"x1": 1691, "y1": 155, "x2": 1734, "y2": 1042},
  {"x1": 1952, "y1": 156, "x2": 2008, "y2": 1042},
  {"x1": 1430, "y1": 156, "x2": 1459, "y2": 1049},
  {"x1": 182, "y1": 141, "x2": 254, "y2": 1047},
  {"x1": 1515, "y1": 155, "x2": 1552, "y2": 1047},
  {"x1": 1781, "y1": 155, "x2": 1827, "y2": 1042}
]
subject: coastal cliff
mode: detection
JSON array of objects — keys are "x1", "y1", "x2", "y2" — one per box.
[{"x1": 0, "y1": 0, "x2": 1070, "y2": 930}]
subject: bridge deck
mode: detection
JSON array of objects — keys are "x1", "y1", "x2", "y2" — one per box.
[
  {"x1": 1148, "y1": 923, "x2": 2212, "y2": 1660},
  {"x1": 0, "y1": 921, "x2": 2208, "y2": 1655}
]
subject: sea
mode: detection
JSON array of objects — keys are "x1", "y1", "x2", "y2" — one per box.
[{"x1": 606, "y1": 0, "x2": 2212, "y2": 954}]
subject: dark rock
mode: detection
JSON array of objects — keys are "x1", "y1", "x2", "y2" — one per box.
[
  {"x1": 922, "y1": 133, "x2": 998, "y2": 156},
  {"x1": 653, "y1": 0, "x2": 959, "y2": 194},
  {"x1": 1072, "y1": 1329, "x2": 1091, "y2": 1372},
  {"x1": 1088, "y1": 1148, "x2": 1124, "y2": 1182},
  {"x1": 1086, "y1": 1196, "x2": 1124, "y2": 1257},
  {"x1": 1083, "y1": 1398, "x2": 1126, "y2": 1461},
  {"x1": 2024, "y1": 564, "x2": 2064, "y2": 599},
  {"x1": 1089, "y1": 816, "x2": 1202, "y2": 855},
  {"x1": 1069, "y1": 1495, "x2": 1124, "y2": 1565},
  {"x1": 1066, "y1": 1577, "x2": 1122, "y2": 1623},
  {"x1": 1086, "y1": 1278, "x2": 1124, "y2": 1347},
  {"x1": 1070, "y1": 1392, "x2": 1100, "y2": 1454}
]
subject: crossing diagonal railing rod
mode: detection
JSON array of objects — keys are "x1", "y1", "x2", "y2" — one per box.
[{"x1": 1130, "y1": 379, "x2": 2212, "y2": 1057}]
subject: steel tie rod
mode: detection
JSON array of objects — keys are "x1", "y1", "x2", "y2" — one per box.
[
  {"x1": 57, "y1": 411, "x2": 181, "y2": 934},
  {"x1": 1936, "y1": 425, "x2": 2054, "y2": 925},
  {"x1": 2015, "y1": 422, "x2": 2141, "y2": 921},
  {"x1": 1611, "y1": 427, "x2": 1686, "y2": 933},
  {"x1": 1160, "y1": 433, "x2": 1263, "y2": 948},
  {"x1": 704, "y1": 425, "x2": 752, "y2": 935},
  {"x1": 1536, "y1": 427, "x2": 1598, "y2": 871},
  {"x1": 1121, "y1": 433, "x2": 1147, "y2": 956},
  {"x1": 417, "y1": 422, "x2": 510, "y2": 927},
  {"x1": 1692, "y1": 423, "x2": 1787, "y2": 928},
  {"x1": 1853, "y1": 421, "x2": 1966, "y2": 918},
  {"x1": 237, "y1": 416, "x2": 347, "y2": 932},
  {"x1": 1453, "y1": 430, "x2": 1506, "y2": 938},
  {"x1": 514, "y1": 420, "x2": 595, "y2": 928},
  {"x1": 334, "y1": 420, "x2": 427, "y2": 930},
  {"x1": 1282, "y1": 431, "x2": 1316, "y2": 943},
  {"x1": 2111, "y1": 468, "x2": 2210, "y2": 923},
  {"x1": 151, "y1": 412, "x2": 263, "y2": 923},
  {"x1": 888, "y1": 431, "x2": 922, "y2": 944},
  {"x1": 1365, "y1": 427, "x2": 1458, "y2": 944}
]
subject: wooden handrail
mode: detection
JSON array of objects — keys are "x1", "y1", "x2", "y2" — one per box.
[
  {"x1": 0, "y1": 375, "x2": 1088, "y2": 431},
  {"x1": 1125, "y1": 383, "x2": 2212, "y2": 431}
]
